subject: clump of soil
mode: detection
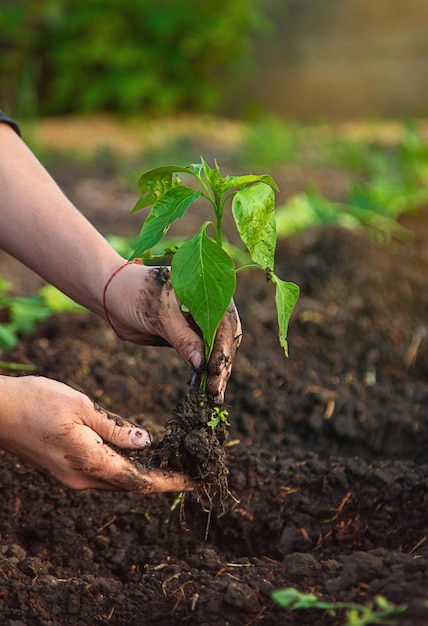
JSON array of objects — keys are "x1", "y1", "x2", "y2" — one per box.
[{"x1": 150, "y1": 392, "x2": 230, "y2": 506}]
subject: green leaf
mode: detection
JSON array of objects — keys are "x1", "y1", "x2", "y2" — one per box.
[
  {"x1": 39, "y1": 285, "x2": 86, "y2": 313},
  {"x1": 272, "y1": 588, "x2": 407, "y2": 623},
  {"x1": 223, "y1": 173, "x2": 279, "y2": 193},
  {"x1": 132, "y1": 165, "x2": 198, "y2": 212},
  {"x1": 0, "y1": 324, "x2": 18, "y2": 351},
  {"x1": 129, "y1": 186, "x2": 202, "y2": 260},
  {"x1": 189, "y1": 163, "x2": 204, "y2": 177},
  {"x1": 232, "y1": 182, "x2": 277, "y2": 268},
  {"x1": 270, "y1": 274, "x2": 300, "y2": 356},
  {"x1": 272, "y1": 588, "x2": 320, "y2": 610},
  {"x1": 9, "y1": 297, "x2": 51, "y2": 334},
  {"x1": 0, "y1": 276, "x2": 12, "y2": 299},
  {"x1": 201, "y1": 158, "x2": 225, "y2": 203},
  {"x1": 171, "y1": 222, "x2": 236, "y2": 355}
]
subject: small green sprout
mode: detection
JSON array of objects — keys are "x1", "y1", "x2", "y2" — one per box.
[
  {"x1": 207, "y1": 407, "x2": 230, "y2": 430},
  {"x1": 272, "y1": 588, "x2": 407, "y2": 626},
  {"x1": 170, "y1": 492, "x2": 184, "y2": 511}
]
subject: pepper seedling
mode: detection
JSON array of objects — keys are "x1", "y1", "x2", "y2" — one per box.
[{"x1": 129, "y1": 158, "x2": 299, "y2": 384}]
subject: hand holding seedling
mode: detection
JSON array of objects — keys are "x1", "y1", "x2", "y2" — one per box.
[{"x1": 102, "y1": 261, "x2": 241, "y2": 402}]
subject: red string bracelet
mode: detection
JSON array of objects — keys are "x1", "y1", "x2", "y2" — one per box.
[{"x1": 102, "y1": 258, "x2": 144, "y2": 338}]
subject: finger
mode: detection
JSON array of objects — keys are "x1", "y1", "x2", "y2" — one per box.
[
  {"x1": 158, "y1": 291, "x2": 205, "y2": 369},
  {"x1": 207, "y1": 301, "x2": 242, "y2": 401},
  {"x1": 62, "y1": 439, "x2": 194, "y2": 494},
  {"x1": 81, "y1": 402, "x2": 152, "y2": 450}
]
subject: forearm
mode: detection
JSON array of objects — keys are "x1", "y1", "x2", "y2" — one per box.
[{"x1": 0, "y1": 123, "x2": 124, "y2": 316}]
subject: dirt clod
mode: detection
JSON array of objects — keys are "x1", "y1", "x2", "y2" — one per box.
[{"x1": 150, "y1": 393, "x2": 230, "y2": 506}]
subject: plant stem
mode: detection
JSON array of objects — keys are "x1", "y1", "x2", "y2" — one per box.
[
  {"x1": 0, "y1": 360, "x2": 36, "y2": 372},
  {"x1": 235, "y1": 263, "x2": 262, "y2": 273}
]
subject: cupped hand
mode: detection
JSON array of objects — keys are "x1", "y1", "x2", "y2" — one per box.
[
  {"x1": 103, "y1": 263, "x2": 242, "y2": 402},
  {"x1": 0, "y1": 375, "x2": 193, "y2": 493}
]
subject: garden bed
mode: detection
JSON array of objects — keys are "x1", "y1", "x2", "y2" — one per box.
[{"x1": 0, "y1": 159, "x2": 428, "y2": 625}]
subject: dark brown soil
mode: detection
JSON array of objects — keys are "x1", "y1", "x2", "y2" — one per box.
[
  {"x1": 150, "y1": 392, "x2": 231, "y2": 512},
  {"x1": 1, "y1": 158, "x2": 428, "y2": 626}
]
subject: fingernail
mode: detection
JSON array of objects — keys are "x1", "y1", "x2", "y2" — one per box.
[
  {"x1": 131, "y1": 429, "x2": 152, "y2": 447},
  {"x1": 189, "y1": 350, "x2": 203, "y2": 370}
]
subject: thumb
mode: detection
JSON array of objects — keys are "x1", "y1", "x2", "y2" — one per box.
[
  {"x1": 155, "y1": 300, "x2": 205, "y2": 370},
  {"x1": 84, "y1": 403, "x2": 152, "y2": 450}
]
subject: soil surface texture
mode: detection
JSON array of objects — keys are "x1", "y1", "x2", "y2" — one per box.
[{"x1": 1, "y1": 158, "x2": 428, "y2": 626}]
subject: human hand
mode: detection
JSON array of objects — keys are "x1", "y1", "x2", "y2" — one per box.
[
  {"x1": 0, "y1": 375, "x2": 193, "y2": 493},
  {"x1": 103, "y1": 262, "x2": 242, "y2": 402}
]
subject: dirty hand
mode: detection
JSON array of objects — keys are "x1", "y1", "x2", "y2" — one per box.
[
  {"x1": 0, "y1": 375, "x2": 193, "y2": 493},
  {"x1": 103, "y1": 262, "x2": 242, "y2": 402}
]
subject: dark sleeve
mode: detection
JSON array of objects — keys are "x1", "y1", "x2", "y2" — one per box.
[{"x1": 0, "y1": 111, "x2": 21, "y2": 136}]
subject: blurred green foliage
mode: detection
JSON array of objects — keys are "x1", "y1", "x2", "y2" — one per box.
[
  {"x1": 0, "y1": 0, "x2": 269, "y2": 118},
  {"x1": 237, "y1": 116, "x2": 301, "y2": 169},
  {"x1": 0, "y1": 277, "x2": 85, "y2": 352},
  {"x1": 275, "y1": 122, "x2": 428, "y2": 243}
]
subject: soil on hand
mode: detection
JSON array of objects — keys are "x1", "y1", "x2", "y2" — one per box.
[{"x1": 0, "y1": 160, "x2": 428, "y2": 626}]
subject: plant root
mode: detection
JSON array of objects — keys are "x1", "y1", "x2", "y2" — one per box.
[{"x1": 150, "y1": 392, "x2": 230, "y2": 511}]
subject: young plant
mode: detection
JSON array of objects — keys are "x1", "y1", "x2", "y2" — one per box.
[
  {"x1": 128, "y1": 160, "x2": 299, "y2": 504},
  {"x1": 272, "y1": 588, "x2": 407, "y2": 626},
  {"x1": 129, "y1": 158, "x2": 300, "y2": 375},
  {"x1": 207, "y1": 407, "x2": 230, "y2": 431}
]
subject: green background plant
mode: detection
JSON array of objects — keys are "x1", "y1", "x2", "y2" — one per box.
[
  {"x1": 0, "y1": 277, "x2": 85, "y2": 353},
  {"x1": 272, "y1": 588, "x2": 407, "y2": 626},
  {"x1": 263, "y1": 121, "x2": 428, "y2": 243},
  {"x1": 0, "y1": 0, "x2": 270, "y2": 118}
]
